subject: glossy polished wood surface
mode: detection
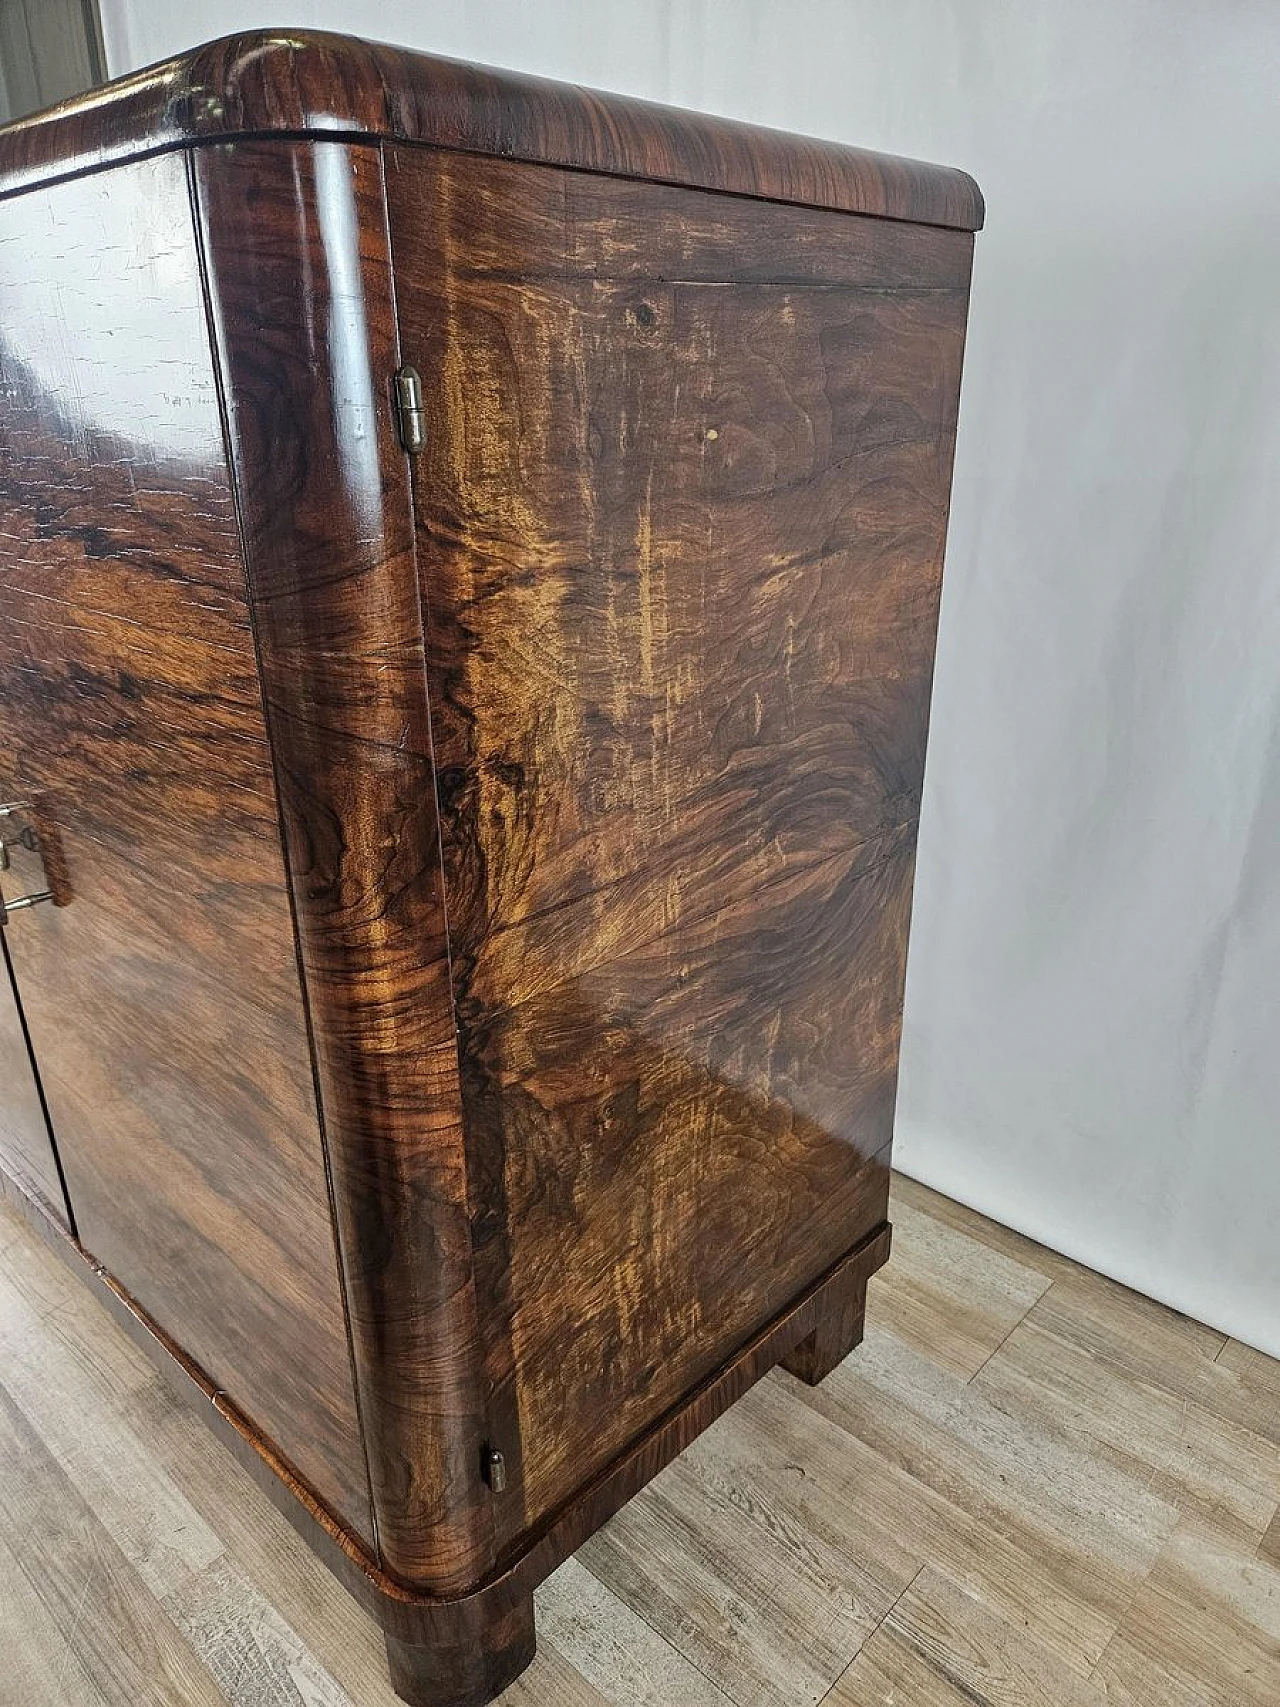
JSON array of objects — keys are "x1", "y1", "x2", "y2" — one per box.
[
  {"x1": 0, "y1": 30, "x2": 983, "y2": 231},
  {"x1": 0, "y1": 934, "x2": 65, "y2": 1226},
  {"x1": 388, "y1": 147, "x2": 971, "y2": 1542},
  {"x1": 194, "y1": 137, "x2": 492, "y2": 1598},
  {"x1": 0, "y1": 42, "x2": 980, "y2": 1703},
  {"x1": 0, "y1": 151, "x2": 372, "y2": 1543}
]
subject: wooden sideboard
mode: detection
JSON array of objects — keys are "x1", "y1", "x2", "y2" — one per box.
[{"x1": 0, "y1": 32, "x2": 981, "y2": 1706}]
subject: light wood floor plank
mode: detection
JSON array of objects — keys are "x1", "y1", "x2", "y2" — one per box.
[
  {"x1": 495, "y1": 1626, "x2": 614, "y2": 1707},
  {"x1": 975, "y1": 1315, "x2": 1280, "y2": 1541},
  {"x1": 869, "y1": 1192, "x2": 1050, "y2": 1379},
  {"x1": 1090, "y1": 1635, "x2": 1222, "y2": 1707},
  {"x1": 0, "y1": 1384, "x2": 225, "y2": 1707},
  {"x1": 790, "y1": 1326, "x2": 1181, "y2": 1627},
  {"x1": 0, "y1": 1215, "x2": 609, "y2": 1707},
  {"x1": 825, "y1": 1564, "x2": 1109, "y2": 1706},
  {"x1": 579, "y1": 1411, "x2": 909, "y2": 1707},
  {"x1": 536, "y1": 1556, "x2": 735, "y2": 1707},
  {"x1": 134, "y1": 1387, "x2": 404, "y2": 1704},
  {"x1": 753, "y1": 1366, "x2": 1122, "y2": 1675},
  {"x1": 1029, "y1": 1275, "x2": 1277, "y2": 1448},
  {"x1": 1092, "y1": 1518, "x2": 1280, "y2": 1706},
  {"x1": 1219, "y1": 1337, "x2": 1280, "y2": 1399},
  {"x1": 889, "y1": 1174, "x2": 1087, "y2": 1287},
  {"x1": 0, "y1": 1234, "x2": 363, "y2": 1707},
  {"x1": 0, "y1": 1527, "x2": 110, "y2": 1707},
  {"x1": 0, "y1": 1212, "x2": 155, "y2": 1404}
]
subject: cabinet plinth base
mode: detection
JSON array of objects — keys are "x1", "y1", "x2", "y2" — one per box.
[
  {"x1": 780, "y1": 1262, "x2": 872, "y2": 1385},
  {"x1": 385, "y1": 1592, "x2": 536, "y2": 1707}
]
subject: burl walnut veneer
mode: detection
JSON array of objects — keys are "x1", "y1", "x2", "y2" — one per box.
[{"x1": 0, "y1": 32, "x2": 981, "y2": 1705}]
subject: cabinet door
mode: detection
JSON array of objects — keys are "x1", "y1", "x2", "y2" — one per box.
[
  {"x1": 0, "y1": 152, "x2": 374, "y2": 1546},
  {"x1": 0, "y1": 930, "x2": 67, "y2": 1227}
]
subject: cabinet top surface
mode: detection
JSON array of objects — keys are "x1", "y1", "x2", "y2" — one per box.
[{"x1": 0, "y1": 28, "x2": 983, "y2": 230}]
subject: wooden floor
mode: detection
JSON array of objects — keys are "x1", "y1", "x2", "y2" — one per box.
[{"x1": 1, "y1": 1176, "x2": 1276, "y2": 1707}]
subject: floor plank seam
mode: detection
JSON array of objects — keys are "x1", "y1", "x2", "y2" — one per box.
[
  {"x1": 813, "y1": 1562, "x2": 928, "y2": 1706},
  {"x1": 962, "y1": 1294, "x2": 1041, "y2": 1387},
  {"x1": 1081, "y1": 1620, "x2": 1123, "y2": 1696},
  {"x1": 1080, "y1": 1487, "x2": 1213, "y2": 1697}
]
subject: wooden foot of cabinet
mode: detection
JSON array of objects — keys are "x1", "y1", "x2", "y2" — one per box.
[
  {"x1": 384, "y1": 1593, "x2": 536, "y2": 1707},
  {"x1": 780, "y1": 1263, "x2": 873, "y2": 1386}
]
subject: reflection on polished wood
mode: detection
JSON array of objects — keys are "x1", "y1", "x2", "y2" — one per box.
[
  {"x1": 0, "y1": 29, "x2": 982, "y2": 226},
  {"x1": 387, "y1": 144, "x2": 970, "y2": 1556}
]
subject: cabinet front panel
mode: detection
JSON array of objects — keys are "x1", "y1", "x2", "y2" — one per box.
[
  {"x1": 0, "y1": 152, "x2": 373, "y2": 1544},
  {"x1": 388, "y1": 149, "x2": 971, "y2": 1539}
]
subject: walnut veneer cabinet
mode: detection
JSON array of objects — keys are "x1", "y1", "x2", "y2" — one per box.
[{"x1": 0, "y1": 32, "x2": 981, "y2": 1706}]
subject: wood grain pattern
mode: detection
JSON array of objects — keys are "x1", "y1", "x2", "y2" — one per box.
[
  {"x1": 192, "y1": 136, "x2": 492, "y2": 1599},
  {"x1": 0, "y1": 151, "x2": 372, "y2": 1543},
  {"x1": 828, "y1": 1564, "x2": 1111, "y2": 1706},
  {"x1": 974, "y1": 1317, "x2": 1280, "y2": 1540},
  {"x1": 1, "y1": 52, "x2": 982, "y2": 1701},
  {"x1": 780, "y1": 1252, "x2": 874, "y2": 1386},
  {"x1": 875, "y1": 1187, "x2": 1053, "y2": 1379},
  {"x1": 793, "y1": 1330, "x2": 1183, "y2": 1635},
  {"x1": 384, "y1": 1597, "x2": 536, "y2": 1707},
  {"x1": 576, "y1": 1387, "x2": 917, "y2": 1703},
  {"x1": 0, "y1": 1385, "x2": 226, "y2": 1707},
  {"x1": 1029, "y1": 1269, "x2": 1279, "y2": 1450},
  {"x1": 1219, "y1": 1337, "x2": 1280, "y2": 1400},
  {"x1": 1092, "y1": 1517, "x2": 1280, "y2": 1706},
  {"x1": 387, "y1": 146, "x2": 971, "y2": 1543},
  {"x1": 0, "y1": 30, "x2": 983, "y2": 231}
]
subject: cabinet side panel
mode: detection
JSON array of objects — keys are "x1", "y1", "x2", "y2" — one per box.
[
  {"x1": 0, "y1": 152, "x2": 374, "y2": 1542},
  {"x1": 386, "y1": 149, "x2": 972, "y2": 1542},
  {"x1": 193, "y1": 139, "x2": 494, "y2": 1594}
]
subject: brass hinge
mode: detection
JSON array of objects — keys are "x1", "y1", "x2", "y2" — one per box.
[
  {"x1": 483, "y1": 1446, "x2": 507, "y2": 1495},
  {"x1": 393, "y1": 365, "x2": 426, "y2": 455},
  {"x1": 0, "y1": 803, "x2": 52, "y2": 919}
]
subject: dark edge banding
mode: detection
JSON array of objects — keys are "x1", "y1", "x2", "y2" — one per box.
[{"x1": 0, "y1": 29, "x2": 983, "y2": 230}]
